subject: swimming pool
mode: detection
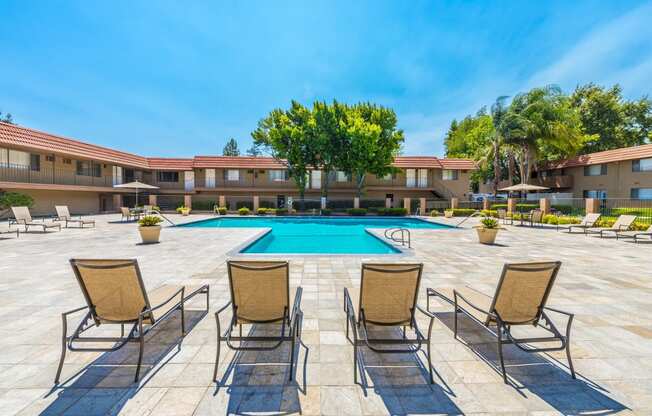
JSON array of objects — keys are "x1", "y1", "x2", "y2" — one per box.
[{"x1": 179, "y1": 216, "x2": 452, "y2": 254}]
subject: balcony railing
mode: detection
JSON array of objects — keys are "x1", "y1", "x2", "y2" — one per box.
[{"x1": 0, "y1": 165, "x2": 114, "y2": 187}]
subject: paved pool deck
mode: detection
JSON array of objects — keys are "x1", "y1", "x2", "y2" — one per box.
[{"x1": 0, "y1": 213, "x2": 650, "y2": 415}]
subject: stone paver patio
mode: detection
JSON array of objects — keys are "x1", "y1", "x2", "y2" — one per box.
[{"x1": 1, "y1": 213, "x2": 651, "y2": 415}]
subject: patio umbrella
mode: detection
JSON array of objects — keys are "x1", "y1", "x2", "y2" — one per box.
[
  {"x1": 113, "y1": 181, "x2": 159, "y2": 206},
  {"x1": 499, "y1": 183, "x2": 549, "y2": 192}
]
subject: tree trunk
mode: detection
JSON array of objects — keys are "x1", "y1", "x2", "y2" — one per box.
[
  {"x1": 356, "y1": 173, "x2": 366, "y2": 198},
  {"x1": 492, "y1": 140, "x2": 501, "y2": 195}
]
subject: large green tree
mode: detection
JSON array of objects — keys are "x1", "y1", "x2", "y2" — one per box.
[
  {"x1": 570, "y1": 83, "x2": 652, "y2": 153},
  {"x1": 312, "y1": 100, "x2": 348, "y2": 197},
  {"x1": 222, "y1": 138, "x2": 240, "y2": 156},
  {"x1": 252, "y1": 101, "x2": 318, "y2": 208}
]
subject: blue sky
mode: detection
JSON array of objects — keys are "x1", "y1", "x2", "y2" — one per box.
[{"x1": 2, "y1": 1, "x2": 651, "y2": 157}]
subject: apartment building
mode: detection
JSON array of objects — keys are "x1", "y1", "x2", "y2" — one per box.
[
  {"x1": 533, "y1": 144, "x2": 652, "y2": 199},
  {"x1": 0, "y1": 122, "x2": 476, "y2": 215}
]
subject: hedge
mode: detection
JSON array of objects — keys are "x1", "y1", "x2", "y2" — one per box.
[
  {"x1": 238, "y1": 207, "x2": 250, "y2": 215},
  {"x1": 321, "y1": 208, "x2": 332, "y2": 216},
  {"x1": 347, "y1": 208, "x2": 367, "y2": 216},
  {"x1": 191, "y1": 200, "x2": 215, "y2": 211},
  {"x1": 610, "y1": 207, "x2": 652, "y2": 217},
  {"x1": 595, "y1": 216, "x2": 650, "y2": 231},
  {"x1": 215, "y1": 207, "x2": 227, "y2": 215},
  {"x1": 446, "y1": 208, "x2": 476, "y2": 217},
  {"x1": 377, "y1": 207, "x2": 408, "y2": 216},
  {"x1": 542, "y1": 214, "x2": 581, "y2": 225},
  {"x1": 275, "y1": 208, "x2": 289, "y2": 216},
  {"x1": 491, "y1": 203, "x2": 538, "y2": 211},
  {"x1": 0, "y1": 192, "x2": 34, "y2": 210},
  {"x1": 429, "y1": 209, "x2": 440, "y2": 217}
]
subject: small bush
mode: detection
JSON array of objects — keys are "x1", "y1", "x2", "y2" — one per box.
[
  {"x1": 215, "y1": 206, "x2": 227, "y2": 215},
  {"x1": 275, "y1": 208, "x2": 289, "y2": 216},
  {"x1": 480, "y1": 217, "x2": 499, "y2": 229},
  {"x1": 429, "y1": 209, "x2": 440, "y2": 217},
  {"x1": 0, "y1": 192, "x2": 35, "y2": 210},
  {"x1": 256, "y1": 208, "x2": 268, "y2": 215},
  {"x1": 238, "y1": 207, "x2": 250, "y2": 215},
  {"x1": 551, "y1": 204, "x2": 573, "y2": 214},
  {"x1": 611, "y1": 207, "x2": 652, "y2": 216},
  {"x1": 176, "y1": 206, "x2": 190, "y2": 214},
  {"x1": 236, "y1": 201, "x2": 254, "y2": 210},
  {"x1": 491, "y1": 203, "x2": 538, "y2": 211},
  {"x1": 347, "y1": 208, "x2": 368, "y2": 216},
  {"x1": 321, "y1": 208, "x2": 332, "y2": 216},
  {"x1": 481, "y1": 209, "x2": 498, "y2": 217},
  {"x1": 542, "y1": 214, "x2": 581, "y2": 225},
  {"x1": 377, "y1": 207, "x2": 408, "y2": 216},
  {"x1": 449, "y1": 208, "x2": 476, "y2": 217},
  {"x1": 138, "y1": 215, "x2": 163, "y2": 226}
]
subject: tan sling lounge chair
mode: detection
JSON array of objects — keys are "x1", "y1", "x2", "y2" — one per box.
[
  {"x1": 120, "y1": 207, "x2": 139, "y2": 221},
  {"x1": 55, "y1": 259, "x2": 209, "y2": 383},
  {"x1": 616, "y1": 223, "x2": 652, "y2": 243},
  {"x1": 561, "y1": 213, "x2": 601, "y2": 234},
  {"x1": 497, "y1": 209, "x2": 513, "y2": 225},
  {"x1": 11, "y1": 206, "x2": 61, "y2": 232},
  {"x1": 586, "y1": 214, "x2": 637, "y2": 238},
  {"x1": 55, "y1": 205, "x2": 96, "y2": 228},
  {"x1": 343, "y1": 263, "x2": 436, "y2": 385},
  {"x1": 213, "y1": 261, "x2": 303, "y2": 383},
  {"x1": 427, "y1": 261, "x2": 575, "y2": 383},
  {"x1": 527, "y1": 209, "x2": 544, "y2": 227}
]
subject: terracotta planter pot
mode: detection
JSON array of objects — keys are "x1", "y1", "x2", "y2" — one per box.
[
  {"x1": 139, "y1": 225, "x2": 161, "y2": 244},
  {"x1": 180, "y1": 209, "x2": 190, "y2": 216},
  {"x1": 475, "y1": 227, "x2": 499, "y2": 245},
  {"x1": 444, "y1": 211, "x2": 454, "y2": 218}
]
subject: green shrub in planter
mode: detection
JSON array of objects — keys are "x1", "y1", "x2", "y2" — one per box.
[
  {"x1": 347, "y1": 208, "x2": 367, "y2": 216},
  {"x1": 480, "y1": 217, "x2": 499, "y2": 229},
  {"x1": 138, "y1": 215, "x2": 163, "y2": 226},
  {"x1": 321, "y1": 208, "x2": 332, "y2": 216},
  {"x1": 275, "y1": 208, "x2": 288, "y2": 216},
  {"x1": 238, "y1": 207, "x2": 250, "y2": 216},
  {"x1": 256, "y1": 208, "x2": 268, "y2": 215},
  {"x1": 429, "y1": 209, "x2": 440, "y2": 217},
  {"x1": 215, "y1": 206, "x2": 227, "y2": 215}
]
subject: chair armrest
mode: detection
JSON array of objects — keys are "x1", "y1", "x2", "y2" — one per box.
[
  {"x1": 543, "y1": 306, "x2": 574, "y2": 318},
  {"x1": 62, "y1": 305, "x2": 90, "y2": 317},
  {"x1": 290, "y1": 287, "x2": 303, "y2": 327},
  {"x1": 415, "y1": 304, "x2": 436, "y2": 319},
  {"x1": 453, "y1": 290, "x2": 497, "y2": 320},
  {"x1": 147, "y1": 287, "x2": 185, "y2": 313},
  {"x1": 343, "y1": 288, "x2": 358, "y2": 340}
]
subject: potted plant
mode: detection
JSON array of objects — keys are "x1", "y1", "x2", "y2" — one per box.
[
  {"x1": 138, "y1": 215, "x2": 163, "y2": 244},
  {"x1": 176, "y1": 206, "x2": 191, "y2": 216},
  {"x1": 474, "y1": 217, "x2": 502, "y2": 245},
  {"x1": 444, "y1": 209, "x2": 454, "y2": 218}
]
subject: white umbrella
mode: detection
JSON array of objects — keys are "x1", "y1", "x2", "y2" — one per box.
[
  {"x1": 113, "y1": 181, "x2": 159, "y2": 207},
  {"x1": 499, "y1": 183, "x2": 549, "y2": 192}
]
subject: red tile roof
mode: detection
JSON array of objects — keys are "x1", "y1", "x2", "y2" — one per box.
[
  {"x1": 547, "y1": 144, "x2": 652, "y2": 169},
  {"x1": 0, "y1": 122, "x2": 476, "y2": 171}
]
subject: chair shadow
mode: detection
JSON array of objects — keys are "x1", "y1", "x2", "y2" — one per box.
[
  {"x1": 40, "y1": 308, "x2": 207, "y2": 416},
  {"x1": 356, "y1": 326, "x2": 462, "y2": 415},
  {"x1": 434, "y1": 311, "x2": 628, "y2": 415},
  {"x1": 215, "y1": 323, "x2": 308, "y2": 415}
]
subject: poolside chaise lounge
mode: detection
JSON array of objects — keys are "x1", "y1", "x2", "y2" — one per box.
[
  {"x1": 213, "y1": 261, "x2": 303, "y2": 382},
  {"x1": 527, "y1": 209, "x2": 544, "y2": 227},
  {"x1": 120, "y1": 207, "x2": 139, "y2": 221},
  {"x1": 55, "y1": 205, "x2": 96, "y2": 228},
  {"x1": 497, "y1": 209, "x2": 513, "y2": 225},
  {"x1": 585, "y1": 214, "x2": 637, "y2": 238},
  {"x1": 0, "y1": 222, "x2": 19, "y2": 238},
  {"x1": 559, "y1": 213, "x2": 601, "y2": 233},
  {"x1": 344, "y1": 263, "x2": 437, "y2": 385},
  {"x1": 615, "y1": 223, "x2": 652, "y2": 243},
  {"x1": 11, "y1": 206, "x2": 61, "y2": 232},
  {"x1": 55, "y1": 259, "x2": 209, "y2": 383},
  {"x1": 427, "y1": 261, "x2": 575, "y2": 383}
]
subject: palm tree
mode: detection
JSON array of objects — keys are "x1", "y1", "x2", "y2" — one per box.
[{"x1": 489, "y1": 96, "x2": 509, "y2": 194}]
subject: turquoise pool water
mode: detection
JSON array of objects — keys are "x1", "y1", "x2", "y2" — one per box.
[{"x1": 179, "y1": 216, "x2": 451, "y2": 254}]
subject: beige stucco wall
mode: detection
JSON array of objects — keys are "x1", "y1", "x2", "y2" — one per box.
[
  {"x1": 564, "y1": 160, "x2": 652, "y2": 198},
  {"x1": 9, "y1": 189, "x2": 101, "y2": 216}
]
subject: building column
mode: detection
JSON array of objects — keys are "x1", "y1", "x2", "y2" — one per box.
[
  {"x1": 218, "y1": 195, "x2": 226, "y2": 207},
  {"x1": 148, "y1": 194, "x2": 157, "y2": 207},
  {"x1": 419, "y1": 197, "x2": 427, "y2": 216},
  {"x1": 354, "y1": 197, "x2": 360, "y2": 209},
  {"x1": 184, "y1": 194, "x2": 192, "y2": 209},
  {"x1": 321, "y1": 197, "x2": 327, "y2": 210},
  {"x1": 507, "y1": 198, "x2": 516, "y2": 214},
  {"x1": 385, "y1": 197, "x2": 392, "y2": 208},
  {"x1": 403, "y1": 197, "x2": 411, "y2": 212},
  {"x1": 113, "y1": 194, "x2": 123, "y2": 211},
  {"x1": 253, "y1": 195, "x2": 260, "y2": 211},
  {"x1": 451, "y1": 197, "x2": 459, "y2": 210},
  {"x1": 482, "y1": 198, "x2": 490, "y2": 211},
  {"x1": 585, "y1": 198, "x2": 600, "y2": 214},
  {"x1": 540, "y1": 198, "x2": 550, "y2": 214}
]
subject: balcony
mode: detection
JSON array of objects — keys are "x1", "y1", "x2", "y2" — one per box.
[
  {"x1": 0, "y1": 165, "x2": 114, "y2": 188},
  {"x1": 534, "y1": 175, "x2": 573, "y2": 189}
]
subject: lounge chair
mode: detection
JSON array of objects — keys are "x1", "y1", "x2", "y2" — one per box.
[
  {"x1": 55, "y1": 259, "x2": 209, "y2": 383},
  {"x1": 120, "y1": 207, "x2": 139, "y2": 221},
  {"x1": 343, "y1": 263, "x2": 436, "y2": 384},
  {"x1": 427, "y1": 261, "x2": 575, "y2": 383},
  {"x1": 586, "y1": 214, "x2": 637, "y2": 238},
  {"x1": 527, "y1": 209, "x2": 544, "y2": 227},
  {"x1": 497, "y1": 209, "x2": 513, "y2": 225},
  {"x1": 143, "y1": 205, "x2": 154, "y2": 214},
  {"x1": 55, "y1": 205, "x2": 96, "y2": 228},
  {"x1": 616, "y1": 223, "x2": 652, "y2": 243},
  {"x1": 11, "y1": 206, "x2": 61, "y2": 232},
  {"x1": 213, "y1": 261, "x2": 303, "y2": 382},
  {"x1": 0, "y1": 221, "x2": 19, "y2": 238},
  {"x1": 560, "y1": 213, "x2": 601, "y2": 234}
]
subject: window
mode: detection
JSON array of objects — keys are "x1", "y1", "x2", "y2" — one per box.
[
  {"x1": 63, "y1": 158, "x2": 72, "y2": 164},
  {"x1": 30, "y1": 154, "x2": 40, "y2": 171},
  {"x1": 76, "y1": 160, "x2": 101, "y2": 177},
  {"x1": 418, "y1": 169, "x2": 428, "y2": 187},
  {"x1": 632, "y1": 158, "x2": 652, "y2": 172},
  {"x1": 631, "y1": 188, "x2": 652, "y2": 199},
  {"x1": 225, "y1": 169, "x2": 240, "y2": 181},
  {"x1": 442, "y1": 169, "x2": 458, "y2": 180},
  {"x1": 311, "y1": 170, "x2": 321, "y2": 189},
  {"x1": 584, "y1": 164, "x2": 607, "y2": 176},
  {"x1": 45, "y1": 155, "x2": 55, "y2": 162},
  {"x1": 583, "y1": 189, "x2": 607, "y2": 199},
  {"x1": 112, "y1": 166, "x2": 123, "y2": 185},
  {"x1": 269, "y1": 170, "x2": 288, "y2": 182},
  {"x1": 205, "y1": 168, "x2": 216, "y2": 187},
  {"x1": 406, "y1": 169, "x2": 416, "y2": 187},
  {"x1": 157, "y1": 171, "x2": 179, "y2": 182},
  {"x1": 336, "y1": 171, "x2": 349, "y2": 182},
  {"x1": 4, "y1": 149, "x2": 30, "y2": 168}
]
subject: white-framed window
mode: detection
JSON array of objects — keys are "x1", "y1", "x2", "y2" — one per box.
[
  {"x1": 184, "y1": 171, "x2": 195, "y2": 191},
  {"x1": 442, "y1": 169, "x2": 458, "y2": 181},
  {"x1": 157, "y1": 171, "x2": 179, "y2": 182},
  {"x1": 311, "y1": 170, "x2": 322, "y2": 189},
  {"x1": 269, "y1": 169, "x2": 288, "y2": 182},
  {"x1": 583, "y1": 189, "x2": 607, "y2": 199},
  {"x1": 336, "y1": 171, "x2": 349, "y2": 182},
  {"x1": 205, "y1": 169, "x2": 216, "y2": 188},
  {"x1": 418, "y1": 169, "x2": 428, "y2": 187},
  {"x1": 0, "y1": 148, "x2": 30, "y2": 168},
  {"x1": 584, "y1": 164, "x2": 607, "y2": 176},
  {"x1": 631, "y1": 188, "x2": 652, "y2": 199},
  {"x1": 406, "y1": 169, "x2": 416, "y2": 187},
  {"x1": 226, "y1": 169, "x2": 240, "y2": 181},
  {"x1": 112, "y1": 166, "x2": 123, "y2": 185},
  {"x1": 632, "y1": 158, "x2": 652, "y2": 172}
]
